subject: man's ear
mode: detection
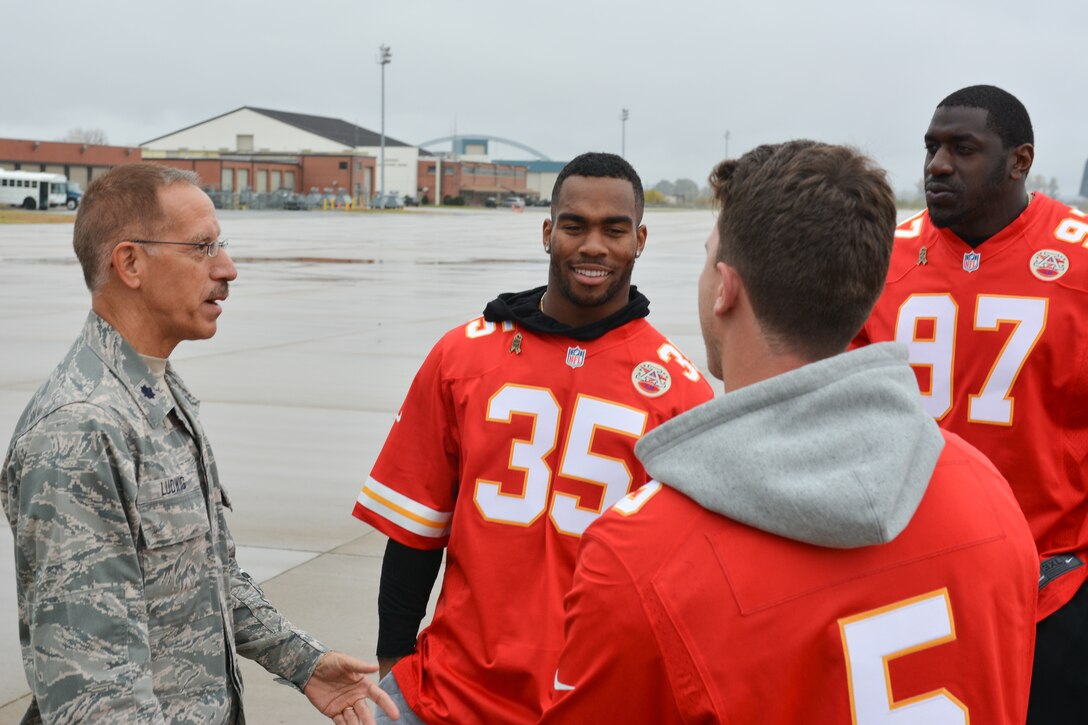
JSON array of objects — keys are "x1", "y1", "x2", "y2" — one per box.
[
  {"x1": 714, "y1": 262, "x2": 742, "y2": 317},
  {"x1": 110, "y1": 242, "x2": 144, "y2": 290},
  {"x1": 635, "y1": 224, "x2": 647, "y2": 258},
  {"x1": 1009, "y1": 143, "x2": 1034, "y2": 180},
  {"x1": 542, "y1": 218, "x2": 552, "y2": 253}
]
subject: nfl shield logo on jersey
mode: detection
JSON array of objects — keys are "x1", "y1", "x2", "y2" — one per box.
[
  {"x1": 962, "y1": 251, "x2": 981, "y2": 273},
  {"x1": 565, "y1": 346, "x2": 586, "y2": 369}
]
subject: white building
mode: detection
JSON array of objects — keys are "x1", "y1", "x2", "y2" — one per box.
[{"x1": 141, "y1": 107, "x2": 419, "y2": 200}]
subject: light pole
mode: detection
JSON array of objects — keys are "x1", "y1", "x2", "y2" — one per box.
[
  {"x1": 377, "y1": 44, "x2": 392, "y2": 208},
  {"x1": 724, "y1": 130, "x2": 730, "y2": 159},
  {"x1": 620, "y1": 108, "x2": 629, "y2": 158}
]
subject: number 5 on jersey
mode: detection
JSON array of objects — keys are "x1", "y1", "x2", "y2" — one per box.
[
  {"x1": 840, "y1": 589, "x2": 967, "y2": 724},
  {"x1": 474, "y1": 384, "x2": 647, "y2": 536}
]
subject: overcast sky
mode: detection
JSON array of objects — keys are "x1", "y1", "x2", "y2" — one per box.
[{"x1": 6, "y1": 0, "x2": 1086, "y2": 197}]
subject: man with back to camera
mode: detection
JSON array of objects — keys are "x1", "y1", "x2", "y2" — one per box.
[
  {"x1": 856, "y1": 85, "x2": 1088, "y2": 722},
  {"x1": 0, "y1": 163, "x2": 397, "y2": 724},
  {"x1": 351, "y1": 152, "x2": 714, "y2": 724},
  {"x1": 539, "y1": 141, "x2": 1038, "y2": 723}
]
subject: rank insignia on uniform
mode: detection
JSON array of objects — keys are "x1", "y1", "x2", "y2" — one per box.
[
  {"x1": 509, "y1": 332, "x2": 523, "y2": 355},
  {"x1": 565, "y1": 346, "x2": 586, "y2": 369},
  {"x1": 140, "y1": 384, "x2": 156, "y2": 400},
  {"x1": 918, "y1": 247, "x2": 928, "y2": 266},
  {"x1": 962, "y1": 251, "x2": 981, "y2": 273},
  {"x1": 632, "y1": 361, "x2": 671, "y2": 397},
  {"x1": 1029, "y1": 249, "x2": 1069, "y2": 281}
]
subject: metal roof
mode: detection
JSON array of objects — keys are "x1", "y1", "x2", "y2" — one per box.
[
  {"x1": 249, "y1": 107, "x2": 413, "y2": 148},
  {"x1": 142, "y1": 106, "x2": 414, "y2": 149}
]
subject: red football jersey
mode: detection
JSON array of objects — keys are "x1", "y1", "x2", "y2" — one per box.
[
  {"x1": 858, "y1": 194, "x2": 1088, "y2": 618},
  {"x1": 352, "y1": 315, "x2": 713, "y2": 724},
  {"x1": 541, "y1": 432, "x2": 1037, "y2": 724}
]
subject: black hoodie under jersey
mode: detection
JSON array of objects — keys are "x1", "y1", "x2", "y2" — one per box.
[{"x1": 482, "y1": 285, "x2": 650, "y2": 341}]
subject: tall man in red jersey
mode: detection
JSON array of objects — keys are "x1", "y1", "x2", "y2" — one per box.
[
  {"x1": 856, "y1": 85, "x2": 1088, "y2": 723},
  {"x1": 540, "y1": 141, "x2": 1038, "y2": 724},
  {"x1": 351, "y1": 153, "x2": 713, "y2": 724}
]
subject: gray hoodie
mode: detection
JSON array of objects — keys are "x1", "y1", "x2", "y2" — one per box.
[{"x1": 634, "y1": 343, "x2": 945, "y2": 548}]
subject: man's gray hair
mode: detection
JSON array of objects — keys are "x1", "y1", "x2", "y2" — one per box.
[{"x1": 73, "y1": 164, "x2": 201, "y2": 291}]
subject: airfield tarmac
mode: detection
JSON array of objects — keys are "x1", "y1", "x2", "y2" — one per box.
[{"x1": 0, "y1": 206, "x2": 717, "y2": 723}]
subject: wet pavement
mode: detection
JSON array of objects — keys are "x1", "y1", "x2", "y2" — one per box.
[{"x1": 0, "y1": 206, "x2": 716, "y2": 723}]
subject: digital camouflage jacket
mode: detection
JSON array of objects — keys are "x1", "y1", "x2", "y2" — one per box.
[{"x1": 1, "y1": 312, "x2": 327, "y2": 724}]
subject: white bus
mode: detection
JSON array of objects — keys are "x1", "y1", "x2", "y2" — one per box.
[{"x1": 0, "y1": 170, "x2": 68, "y2": 210}]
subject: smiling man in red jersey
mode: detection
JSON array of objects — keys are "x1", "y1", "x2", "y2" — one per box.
[
  {"x1": 856, "y1": 85, "x2": 1088, "y2": 722},
  {"x1": 352, "y1": 153, "x2": 713, "y2": 724}
]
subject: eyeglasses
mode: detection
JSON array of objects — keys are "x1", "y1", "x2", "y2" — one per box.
[{"x1": 131, "y1": 238, "x2": 230, "y2": 257}]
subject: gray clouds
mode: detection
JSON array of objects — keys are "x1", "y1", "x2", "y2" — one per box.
[{"x1": 6, "y1": 0, "x2": 1085, "y2": 196}]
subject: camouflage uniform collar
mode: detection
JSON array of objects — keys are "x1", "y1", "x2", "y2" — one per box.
[
  {"x1": 165, "y1": 365, "x2": 201, "y2": 411},
  {"x1": 82, "y1": 311, "x2": 176, "y2": 428}
]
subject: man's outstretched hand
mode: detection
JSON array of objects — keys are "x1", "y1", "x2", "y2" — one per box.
[{"x1": 303, "y1": 651, "x2": 399, "y2": 724}]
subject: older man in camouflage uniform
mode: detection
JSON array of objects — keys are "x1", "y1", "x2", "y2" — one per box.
[{"x1": 0, "y1": 164, "x2": 396, "y2": 724}]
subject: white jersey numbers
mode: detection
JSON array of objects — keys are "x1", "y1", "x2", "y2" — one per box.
[
  {"x1": 1054, "y1": 215, "x2": 1088, "y2": 246},
  {"x1": 968, "y1": 296, "x2": 1047, "y2": 425},
  {"x1": 895, "y1": 211, "x2": 926, "y2": 240},
  {"x1": 464, "y1": 318, "x2": 515, "y2": 339},
  {"x1": 839, "y1": 590, "x2": 967, "y2": 724},
  {"x1": 896, "y1": 295, "x2": 958, "y2": 420},
  {"x1": 613, "y1": 481, "x2": 663, "y2": 517},
  {"x1": 475, "y1": 385, "x2": 560, "y2": 526},
  {"x1": 895, "y1": 293, "x2": 1047, "y2": 425},
  {"x1": 474, "y1": 385, "x2": 648, "y2": 536},
  {"x1": 657, "y1": 343, "x2": 702, "y2": 382},
  {"x1": 552, "y1": 396, "x2": 647, "y2": 535}
]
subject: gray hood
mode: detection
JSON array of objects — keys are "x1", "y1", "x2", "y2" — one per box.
[{"x1": 634, "y1": 343, "x2": 944, "y2": 548}]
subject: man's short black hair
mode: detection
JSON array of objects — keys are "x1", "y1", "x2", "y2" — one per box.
[
  {"x1": 937, "y1": 85, "x2": 1034, "y2": 149},
  {"x1": 550, "y1": 152, "x2": 644, "y2": 220}
]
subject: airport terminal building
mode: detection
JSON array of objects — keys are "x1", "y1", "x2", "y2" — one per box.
[{"x1": 1, "y1": 109, "x2": 565, "y2": 207}]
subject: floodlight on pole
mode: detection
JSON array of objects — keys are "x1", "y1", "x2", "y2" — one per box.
[
  {"x1": 378, "y1": 44, "x2": 392, "y2": 208},
  {"x1": 620, "y1": 108, "x2": 629, "y2": 159},
  {"x1": 724, "y1": 130, "x2": 730, "y2": 159}
]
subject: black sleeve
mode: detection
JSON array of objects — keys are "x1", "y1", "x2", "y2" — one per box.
[{"x1": 376, "y1": 538, "x2": 444, "y2": 659}]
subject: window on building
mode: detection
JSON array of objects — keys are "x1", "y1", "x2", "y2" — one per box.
[
  {"x1": 237, "y1": 135, "x2": 254, "y2": 152},
  {"x1": 271, "y1": 171, "x2": 282, "y2": 191},
  {"x1": 221, "y1": 168, "x2": 234, "y2": 192},
  {"x1": 285, "y1": 171, "x2": 296, "y2": 190},
  {"x1": 237, "y1": 168, "x2": 250, "y2": 192},
  {"x1": 257, "y1": 169, "x2": 268, "y2": 193},
  {"x1": 339, "y1": 161, "x2": 348, "y2": 170}
]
